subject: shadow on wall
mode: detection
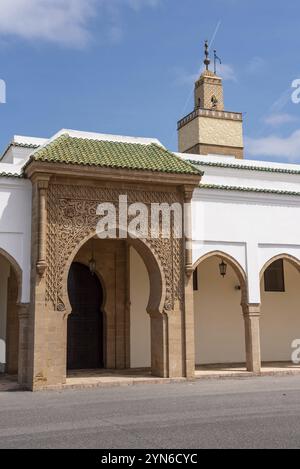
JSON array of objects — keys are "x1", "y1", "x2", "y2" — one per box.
[
  {"x1": 130, "y1": 246, "x2": 151, "y2": 369},
  {"x1": 194, "y1": 256, "x2": 245, "y2": 365},
  {"x1": 0, "y1": 337, "x2": 4, "y2": 371},
  {"x1": 260, "y1": 259, "x2": 300, "y2": 362}
]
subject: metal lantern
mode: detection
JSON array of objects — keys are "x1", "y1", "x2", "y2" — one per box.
[
  {"x1": 219, "y1": 260, "x2": 227, "y2": 278},
  {"x1": 89, "y1": 257, "x2": 96, "y2": 275},
  {"x1": 89, "y1": 239, "x2": 96, "y2": 275}
]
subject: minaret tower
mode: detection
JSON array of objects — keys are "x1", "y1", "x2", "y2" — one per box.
[{"x1": 177, "y1": 41, "x2": 244, "y2": 159}]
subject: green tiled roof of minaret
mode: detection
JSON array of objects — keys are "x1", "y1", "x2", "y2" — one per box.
[{"x1": 28, "y1": 134, "x2": 201, "y2": 175}]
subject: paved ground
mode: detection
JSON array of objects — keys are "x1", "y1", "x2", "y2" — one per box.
[
  {"x1": 1, "y1": 375, "x2": 300, "y2": 449},
  {"x1": 3, "y1": 362, "x2": 300, "y2": 392}
]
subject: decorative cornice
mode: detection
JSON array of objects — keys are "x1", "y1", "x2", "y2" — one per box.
[
  {"x1": 177, "y1": 108, "x2": 243, "y2": 130},
  {"x1": 199, "y1": 183, "x2": 300, "y2": 197},
  {"x1": 188, "y1": 159, "x2": 300, "y2": 176},
  {"x1": 25, "y1": 161, "x2": 201, "y2": 188},
  {"x1": 0, "y1": 172, "x2": 22, "y2": 179}
]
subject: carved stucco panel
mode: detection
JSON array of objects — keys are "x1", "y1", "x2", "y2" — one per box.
[{"x1": 46, "y1": 184, "x2": 184, "y2": 313}]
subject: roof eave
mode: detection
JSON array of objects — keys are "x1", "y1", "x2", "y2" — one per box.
[{"x1": 24, "y1": 160, "x2": 202, "y2": 188}]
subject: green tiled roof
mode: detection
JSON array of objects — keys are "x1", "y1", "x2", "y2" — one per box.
[
  {"x1": 0, "y1": 172, "x2": 21, "y2": 178},
  {"x1": 29, "y1": 134, "x2": 201, "y2": 175},
  {"x1": 14, "y1": 142, "x2": 40, "y2": 149}
]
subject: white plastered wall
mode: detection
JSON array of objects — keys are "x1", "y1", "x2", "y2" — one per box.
[
  {"x1": 130, "y1": 247, "x2": 151, "y2": 368},
  {"x1": 0, "y1": 178, "x2": 32, "y2": 303},
  {"x1": 194, "y1": 256, "x2": 245, "y2": 364},
  {"x1": 192, "y1": 188, "x2": 300, "y2": 305},
  {"x1": 0, "y1": 256, "x2": 10, "y2": 372}
]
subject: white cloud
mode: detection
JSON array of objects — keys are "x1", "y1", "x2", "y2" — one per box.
[
  {"x1": 263, "y1": 113, "x2": 298, "y2": 127},
  {"x1": 174, "y1": 63, "x2": 237, "y2": 86},
  {"x1": 127, "y1": 0, "x2": 161, "y2": 9},
  {"x1": 0, "y1": 0, "x2": 161, "y2": 48},
  {"x1": 246, "y1": 56, "x2": 266, "y2": 75},
  {"x1": 245, "y1": 130, "x2": 300, "y2": 162},
  {"x1": 0, "y1": 0, "x2": 97, "y2": 47},
  {"x1": 216, "y1": 63, "x2": 237, "y2": 82},
  {"x1": 173, "y1": 68, "x2": 198, "y2": 86}
]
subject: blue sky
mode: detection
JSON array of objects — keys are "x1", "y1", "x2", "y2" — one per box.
[{"x1": 0, "y1": 0, "x2": 300, "y2": 163}]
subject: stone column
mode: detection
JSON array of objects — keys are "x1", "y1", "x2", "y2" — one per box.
[
  {"x1": 243, "y1": 303, "x2": 261, "y2": 373},
  {"x1": 36, "y1": 179, "x2": 49, "y2": 277},
  {"x1": 124, "y1": 244, "x2": 131, "y2": 369},
  {"x1": 5, "y1": 270, "x2": 19, "y2": 374},
  {"x1": 18, "y1": 303, "x2": 30, "y2": 386},
  {"x1": 183, "y1": 188, "x2": 195, "y2": 379},
  {"x1": 150, "y1": 310, "x2": 168, "y2": 378}
]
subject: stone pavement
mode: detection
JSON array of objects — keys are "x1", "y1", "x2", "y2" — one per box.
[
  {"x1": 0, "y1": 375, "x2": 23, "y2": 392},
  {"x1": 1, "y1": 363, "x2": 300, "y2": 392},
  {"x1": 195, "y1": 362, "x2": 300, "y2": 379}
]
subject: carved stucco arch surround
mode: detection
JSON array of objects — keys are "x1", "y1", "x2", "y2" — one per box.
[
  {"x1": 60, "y1": 231, "x2": 167, "y2": 319},
  {"x1": 0, "y1": 247, "x2": 22, "y2": 304},
  {"x1": 260, "y1": 253, "x2": 300, "y2": 280},
  {"x1": 45, "y1": 183, "x2": 184, "y2": 321},
  {"x1": 193, "y1": 250, "x2": 248, "y2": 305}
]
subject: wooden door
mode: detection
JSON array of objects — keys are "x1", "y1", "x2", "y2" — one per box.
[{"x1": 67, "y1": 262, "x2": 103, "y2": 370}]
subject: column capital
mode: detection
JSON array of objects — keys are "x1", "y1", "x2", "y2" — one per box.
[
  {"x1": 182, "y1": 186, "x2": 194, "y2": 203},
  {"x1": 36, "y1": 260, "x2": 47, "y2": 277},
  {"x1": 242, "y1": 303, "x2": 261, "y2": 318},
  {"x1": 31, "y1": 174, "x2": 50, "y2": 188},
  {"x1": 17, "y1": 303, "x2": 30, "y2": 320},
  {"x1": 185, "y1": 265, "x2": 194, "y2": 277},
  {"x1": 37, "y1": 179, "x2": 49, "y2": 191}
]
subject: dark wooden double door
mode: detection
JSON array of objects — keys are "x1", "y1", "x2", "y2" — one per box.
[{"x1": 67, "y1": 262, "x2": 104, "y2": 370}]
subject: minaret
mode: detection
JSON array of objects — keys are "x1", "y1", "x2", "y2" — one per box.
[{"x1": 177, "y1": 41, "x2": 244, "y2": 159}]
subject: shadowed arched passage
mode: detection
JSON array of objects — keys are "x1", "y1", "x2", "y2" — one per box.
[
  {"x1": 0, "y1": 248, "x2": 22, "y2": 375},
  {"x1": 260, "y1": 254, "x2": 300, "y2": 364},
  {"x1": 193, "y1": 251, "x2": 248, "y2": 368},
  {"x1": 62, "y1": 233, "x2": 167, "y2": 377}
]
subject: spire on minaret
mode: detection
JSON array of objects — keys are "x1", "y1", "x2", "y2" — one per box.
[{"x1": 203, "y1": 40, "x2": 210, "y2": 71}]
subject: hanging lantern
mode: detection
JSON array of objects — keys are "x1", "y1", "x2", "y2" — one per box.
[
  {"x1": 219, "y1": 259, "x2": 227, "y2": 278},
  {"x1": 89, "y1": 239, "x2": 96, "y2": 275},
  {"x1": 89, "y1": 256, "x2": 96, "y2": 275}
]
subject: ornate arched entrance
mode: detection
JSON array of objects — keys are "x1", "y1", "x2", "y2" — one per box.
[
  {"x1": 63, "y1": 235, "x2": 167, "y2": 376},
  {"x1": 24, "y1": 175, "x2": 198, "y2": 390}
]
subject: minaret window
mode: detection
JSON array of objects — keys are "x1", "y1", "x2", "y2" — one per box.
[{"x1": 211, "y1": 95, "x2": 218, "y2": 109}]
